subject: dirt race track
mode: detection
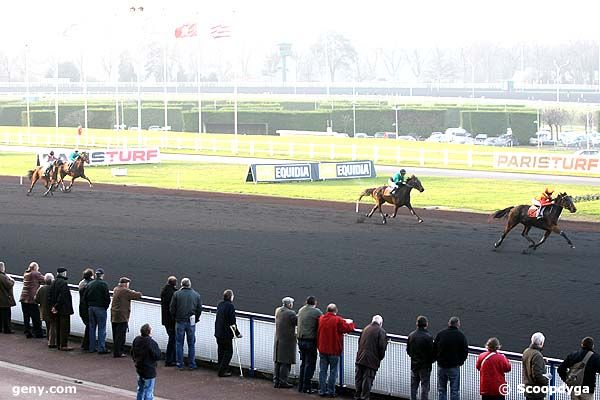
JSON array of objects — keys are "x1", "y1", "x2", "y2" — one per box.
[{"x1": 2, "y1": 176, "x2": 600, "y2": 357}]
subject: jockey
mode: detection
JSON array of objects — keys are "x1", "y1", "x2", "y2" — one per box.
[
  {"x1": 532, "y1": 187, "x2": 554, "y2": 219},
  {"x1": 44, "y1": 151, "x2": 57, "y2": 178},
  {"x1": 68, "y1": 150, "x2": 80, "y2": 172},
  {"x1": 388, "y1": 169, "x2": 407, "y2": 196}
]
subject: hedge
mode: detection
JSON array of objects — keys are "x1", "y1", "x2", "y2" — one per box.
[{"x1": 460, "y1": 110, "x2": 537, "y2": 142}]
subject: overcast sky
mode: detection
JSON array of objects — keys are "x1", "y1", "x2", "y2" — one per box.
[{"x1": 4, "y1": 0, "x2": 600, "y2": 79}]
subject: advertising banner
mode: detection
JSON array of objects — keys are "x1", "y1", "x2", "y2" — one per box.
[
  {"x1": 38, "y1": 148, "x2": 161, "y2": 166},
  {"x1": 318, "y1": 160, "x2": 375, "y2": 180},
  {"x1": 493, "y1": 153, "x2": 600, "y2": 172}
]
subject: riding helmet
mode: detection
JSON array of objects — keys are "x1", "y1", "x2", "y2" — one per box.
[
  {"x1": 49, "y1": 151, "x2": 54, "y2": 155},
  {"x1": 400, "y1": 169, "x2": 406, "y2": 174}
]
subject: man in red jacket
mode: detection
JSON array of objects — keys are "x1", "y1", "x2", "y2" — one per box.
[
  {"x1": 476, "y1": 337, "x2": 511, "y2": 400},
  {"x1": 317, "y1": 303, "x2": 356, "y2": 398}
]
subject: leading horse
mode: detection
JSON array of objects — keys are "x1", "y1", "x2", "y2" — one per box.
[
  {"x1": 56, "y1": 151, "x2": 93, "y2": 192},
  {"x1": 356, "y1": 175, "x2": 425, "y2": 224},
  {"x1": 491, "y1": 192, "x2": 577, "y2": 251}
]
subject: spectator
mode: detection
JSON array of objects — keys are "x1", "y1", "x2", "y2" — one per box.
[
  {"x1": 131, "y1": 323, "x2": 161, "y2": 400},
  {"x1": 558, "y1": 337, "x2": 600, "y2": 400},
  {"x1": 111, "y1": 277, "x2": 142, "y2": 358},
  {"x1": 297, "y1": 295, "x2": 323, "y2": 394},
  {"x1": 78, "y1": 268, "x2": 94, "y2": 351},
  {"x1": 169, "y1": 277, "x2": 202, "y2": 370},
  {"x1": 84, "y1": 268, "x2": 111, "y2": 354},
  {"x1": 35, "y1": 273, "x2": 56, "y2": 348},
  {"x1": 273, "y1": 296, "x2": 297, "y2": 389},
  {"x1": 355, "y1": 315, "x2": 388, "y2": 400},
  {"x1": 20, "y1": 261, "x2": 45, "y2": 338},
  {"x1": 160, "y1": 276, "x2": 177, "y2": 367},
  {"x1": 476, "y1": 337, "x2": 511, "y2": 400},
  {"x1": 407, "y1": 315, "x2": 436, "y2": 400},
  {"x1": 215, "y1": 289, "x2": 241, "y2": 377},
  {"x1": 48, "y1": 267, "x2": 74, "y2": 351},
  {"x1": 0, "y1": 261, "x2": 16, "y2": 334},
  {"x1": 317, "y1": 303, "x2": 356, "y2": 398},
  {"x1": 522, "y1": 332, "x2": 550, "y2": 400},
  {"x1": 435, "y1": 316, "x2": 469, "y2": 400}
]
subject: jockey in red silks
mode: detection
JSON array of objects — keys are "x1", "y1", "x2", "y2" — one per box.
[{"x1": 532, "y1": 187, "x2": 554, "y2": 219}]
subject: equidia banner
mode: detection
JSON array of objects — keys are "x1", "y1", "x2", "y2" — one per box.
[
  {"x1": 246, "y1": 160, "x2": 376, "y2": 183},
  {"x1": 37, "y1": 148, "x2": 161, "y2": 166}
]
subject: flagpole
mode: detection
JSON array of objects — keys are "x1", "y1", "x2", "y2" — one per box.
[{"x1": 163, "y1": 27, "x2": 168, "y2": 130}]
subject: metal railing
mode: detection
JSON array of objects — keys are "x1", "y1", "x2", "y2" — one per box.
[{"x1": 8, "y1": 276, "x2": 598, "y2": 399}]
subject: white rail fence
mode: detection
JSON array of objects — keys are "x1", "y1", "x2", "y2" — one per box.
[{"x1": 8, "y1": 277, "x2": 595, "y2": 400}]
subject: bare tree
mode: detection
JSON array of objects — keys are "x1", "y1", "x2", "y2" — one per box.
[
  {"x1": 406, "y1": 48, "x2": 424, "y2": 81},
  {"x1": 262, "y1": 51, "x2": 280, "y2": 79},
  {"x1": 381, "y1": 46, "x2": 403, "y2": 81},
  {"x1": 311, "y1": 32, "x2": 357, "y2": 82},
  {"x1": 542, "y1": 108, "x2": 570, "y2": 140},
  {"x1": 423, "y1": 47, "x2": 456, "y2": 82}
]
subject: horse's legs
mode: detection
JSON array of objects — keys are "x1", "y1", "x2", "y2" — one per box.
[
  {"x1": 531, "y1": 230, "x2": 552, "y2": 250},
  {"x1": 378, "y1": 202, "x2": 387, "y2": 224},
  {"x1": 366, "y1": 203, "x2": 378, "y2": 218},
  {"x1": 390, "y1": 205, "x2": 400, "y2": 218},
  {"x1": 27, "y1": 175, "x2": 38, "y2": 195},
  {"x1": 521, "y1": 226, "x2": 537, "y2": 247},
  {"x1": 81, "y1": 174, "x2": 93, "y2": 188},
  {"x1": 406, "y1": 203, "x2": 424, "y2": 223},
  {"x1": 549, "y1": 226, "x2": 575, "y2": 249},
  {"x1": 494, "y1": 220, "x2": 518, "y2": 248}
]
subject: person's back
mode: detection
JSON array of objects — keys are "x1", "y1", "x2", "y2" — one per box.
[
  {"x1": 522, "y1": 332, "x2": 549, "y2": 399},
  {"x1": 169, "y1": 279, "x2": 202, "y2": 370},
  {"x1": 111, "y1": 284, "x2": 142, "y2": 323},
  {"x1": 297, "y1": 303, "x2": 321, "y2": 340},
  {"x1": 85, "y1": 279, "x2": 110, "y2": 309},
  {"x1": 131, "y1": 324, "x2": 161, "y2": 400},
  {"x1": 407, "y1": 327, "x2": 435, "y2": 370},
  {"x1": 317, "y1": 311, "x2": 355, "y2": 356},
  {"x1": 170, "y1": 287, "x2": 202, "y2": 321},
  {"x1": 356, "y1": 320, "x2": 387, "y2": 371},
  {"x1": 215, "y1": 299, "x2": 236, "y2": 339},
  {"x1": 557, "y1": 337, "x2": 600, "y2": 395},
  {"x1": 435, "y1": 325, "x2": 468, "y2": 368}
]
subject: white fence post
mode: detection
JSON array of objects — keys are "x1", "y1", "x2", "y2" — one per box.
[
  {"x1": 467, "y1": 149, "x2": 473, "y2": 167},
  {"x1": 420, "y1": 148, "x2": 425, "y2": 166},
  {"x1": 444, "y1": 149, "x2": 449, "y2": 166},
  {"x1": 330, "y1": 143, "x2": 335, "y2": 160}
]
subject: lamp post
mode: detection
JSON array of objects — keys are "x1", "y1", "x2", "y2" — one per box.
[
  {"x1": 277, "y1": 43, "x2": 292, "y2": 84},
  {"x1": 129, "y1": 5, "x2": 145, "y2": 144},
  {"x1": 553, "y1": 60, "x2": 569, "y2": 103}
]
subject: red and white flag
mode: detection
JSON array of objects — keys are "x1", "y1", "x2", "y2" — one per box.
[
  {"x1": 210, "y1": 24, "x2": 231, "y2": 39},
  {"x1": 174, "y1": 23, "x2": 198, "y2": 39}
]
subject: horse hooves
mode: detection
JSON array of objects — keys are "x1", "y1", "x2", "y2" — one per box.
[
  {"x1": 382, "y1": 220, "x2": 387, "y2": 225},
  {"x1": 571, "y1": 245, "x2": 576, "y2": 249},
  {"x1": 521, "y1": 250, "x2": 529, "y2": 255},
  {"x1": 417, "y1": 219, "x2": 424, "y2": 224}
]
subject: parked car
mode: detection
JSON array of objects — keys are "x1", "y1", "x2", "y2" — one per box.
[
  {"x1": 483, "y1": 137, "x2": 499, "y2": 146},
  {"x1": 374, "y1": 132, "x2": 397, "y2": 139},
  {"x1": 354, "y1": 132, "x2": 370, "y2": 138},
  {"x1": 574, "y1": 149, "x2": 600, "y2": 157},
  {"x1": 113, "y1": 123, "x2": 127, "y2": 130},
  {"x1": 128, "y1": 126, "x2": 140, "y2": 131},
  {"x1": 397, "y1": 135, "x2": 417, "y2": 141},
  {"x1": 529, "y1": 130, "x2": 552, "y2": 145},
  {"x1": 474, "y1": 134, "x2": 488, "y2": 145},
  {"x1": 148, "y1": 125, "x2": 161, "y2": 131},
  {"x1": 426, "y1": 132, "x2": 449, "y2": 143},
  {"x1": 495, "y1": 133, "x2": 519, "y2": 147},
  {"x1": 450, "y1": 131, "x2": 474, "y2": 144}
]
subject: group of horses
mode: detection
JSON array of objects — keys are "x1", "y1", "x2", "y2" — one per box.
[
  {"x1": 26, "y1": 151, "x2": 93, "y2": 197},
  {"x1": 356, "y1": 174, "x2": 578, "y2": 252}
]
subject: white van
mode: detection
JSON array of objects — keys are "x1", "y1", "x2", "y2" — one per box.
[{"x1": 445, "y1": 128, "x2": 473, "y2": 144}]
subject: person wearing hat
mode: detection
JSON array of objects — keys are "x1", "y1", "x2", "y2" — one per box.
[
  {"x1": 273, "y1": 297, "x2": 297, "y2": 389},
  {"x1": 47, "y1": 267, "x2": 74, "y2": 351},
  {"x1": 67, "y1": 149, "x2": 80, "y2": 173},
  {"x1": 111, "y1": 277, "x2": 142, "y2": 358},
  {"x1": 44, "y1": 151, "x2": 58, "y2": 178},
  {"x1": 84, "y1": 268, "x2": 111, "y2": 354},
  {"x1": 19, "y1": 262, "x2": 45, "y2": 339},
  {"x1": 389, "y1": 168, "x2": 407, "y2": 196},
  {"x1": 533, "y1": 187, "x2": 555, "y2": 219}
]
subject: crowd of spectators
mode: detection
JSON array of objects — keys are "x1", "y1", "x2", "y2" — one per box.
[{"x1": 2, "y1": 261, "x2": 600, "y2": 400}]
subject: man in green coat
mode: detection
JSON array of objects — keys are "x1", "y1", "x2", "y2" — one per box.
[{"x1": 389, "y1": 169, "x2": 407, "y2": 196}]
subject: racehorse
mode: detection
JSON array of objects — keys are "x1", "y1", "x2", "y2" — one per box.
[
  {"x1": 491, "y1": 192, "x2": 577, "y2": 251},
  {"x1": 55, "y1": 151, "x2": 93, "y2": 192},
  {"x1": 356, "y1": 175, "x2": 425, "y2": 224},
  {"x1": 26, "y1": 164, "x2": 58, "y2": 196}
]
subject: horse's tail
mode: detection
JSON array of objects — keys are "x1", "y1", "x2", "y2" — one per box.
[
  {"x1": 356, "y1": 188, "x2": 375, "y2": 213},
  {"x1": 489, "y1": 206, "x2": 514, "y2": 221},
  {"x1": 27, "y1": 170, "x2": 34, "y2": 181}
]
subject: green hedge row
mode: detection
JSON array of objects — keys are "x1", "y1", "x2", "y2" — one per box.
[{"x1": 460, "y1": 110, "x2": 537, "y2": 142}]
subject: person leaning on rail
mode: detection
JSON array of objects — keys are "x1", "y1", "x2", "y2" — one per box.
[
  {"x1": 47, "y1": 267, "x2": 74, "y2": 351},
  {"x1": 522, "y1": 332, "x2": 550, "y2": 400},
  {"x1": 557, "y1": 336, "x2": 600, "y2": 400},
  {"x1": 215, "y1": 289, "x2": 241, "y2": 377},
  {"x1": 354, "y1": 315, "x2": 388, "y2": 400},
  {"x1": 111, "y1": 277, "x2": 142, "y2": 358},
  {"x1": 20, "y1": 261, "x2": 45, "y2": 339},
  {"x1": 169, "y1": 277, "x2": 202, "y2": 371},
  {"x1": 84, "y1": 268, "x2": 111, "y2": 354},
  {"x1": 78, "y1": 268, "x2": 94, "y2": 351},
  {"x1": 34, "y1": 273, "x2": 56, "y2": 348},
  {"x1": 160, "y1": 276, "x2": 178, "y2": 367},
  {"x1": 476, "y1": 337, "x2": 511, "y2": 400},
  {"x1": 435, "y1": 316, "x2": 469, "y2": 400}
]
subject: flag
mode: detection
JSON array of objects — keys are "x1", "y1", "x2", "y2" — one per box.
[
  {"x1": 174, "y1": 23, "x2": 198, "y2": 39},
  {"x1": 210, "y1": 24, "x2": 231, "y2": 39}
]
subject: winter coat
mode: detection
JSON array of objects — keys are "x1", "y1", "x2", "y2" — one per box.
[
  {"x1": 0, "y1": 272, "x2": 16, "y2": 308},
  {"x1": 160, "y1": 283, "x2": 176, "y2": 328},
  {"x1": 522, "y1": 344, "x2": 549, "y2": 398},
  {"x1": 34, "y1": 284, "x2": 52, "y2": 320},
  {"x1": 20, "y1": 270, "x2": 45, "y2": 304},
  {"x1": 434, "y1": 326, "x2": 469, "y2": 368},
  {"x1": 110, "y1": 286, "x2": 142, "y2": 323},
  {"x1": 317, "y1": 312, "x2": 355, "y2": 356},
  {"x1": 78, "y1": 277, "x2": 93, "y2": 321},
  {"x1": 169, "y1": 287, "x2": 202, "y2": 322},
  {"x1": 476, "y1": 350, "x2": 511, "y2": 396},
  {"x1": 407, "y1": 327, "x2": 435, "y2": 371},
  {"x1": 558, "y1": 349, "x2": 600, "y2": 393},
  {"x1": 273, "y1": 306, "x2": 298, "y2": 364},
  {"x1": 131, "y1": 335, "x2": 162, "y2": 379},
  {"x1": 84, "y1": 279, "x2": 110, "y2": 309},
  {"x1": 297, "y1": 304, "x2": 322, "y2": 340},
  {"x1": 215, "y1": 300, "x2": 237, "y2": 339},
  {"x1": 48, "y1": 275, "x2": 73, "y2": 316},
  {"x1": 355, "y1": 321, "x2": 387, "y2": 371}
]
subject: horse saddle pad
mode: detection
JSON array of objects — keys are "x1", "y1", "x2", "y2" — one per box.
[
  {"x1": 527, "y1": 205, "x2": 538, "y2": 218},
  {"x1": 383, "y1": 187, "x2": 394, "y2": 196}
]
